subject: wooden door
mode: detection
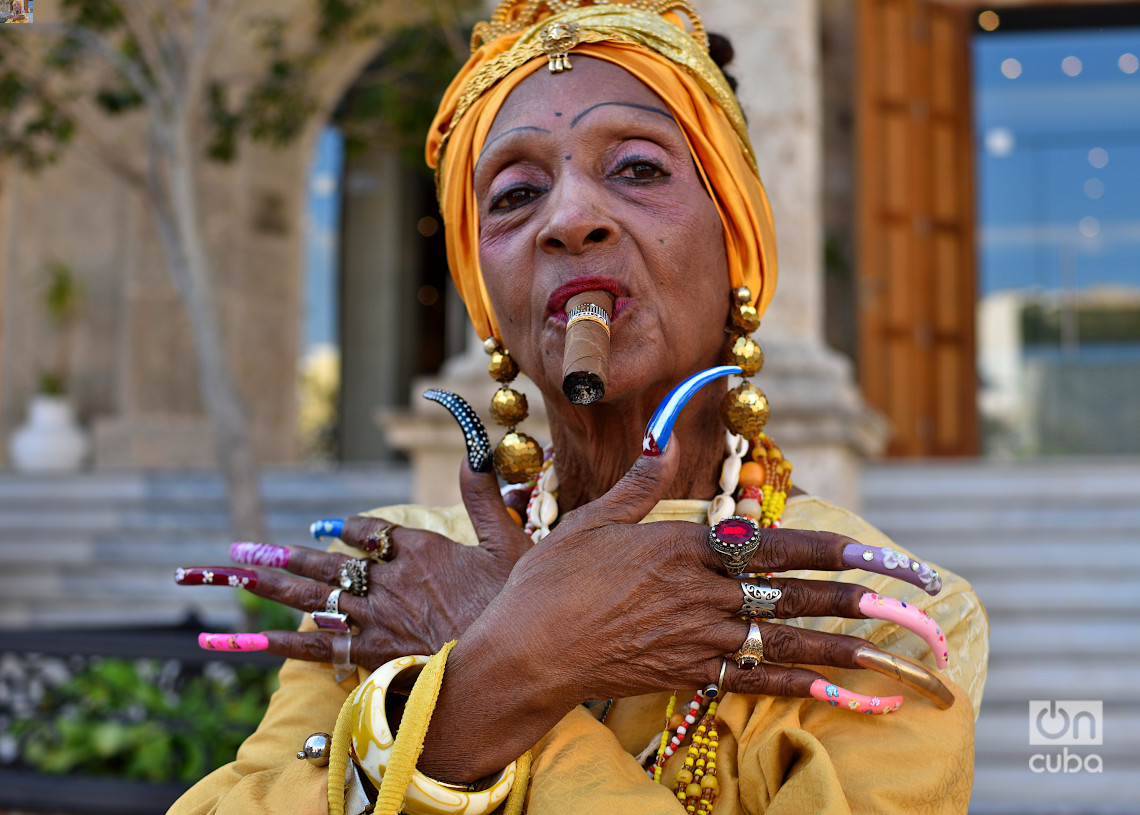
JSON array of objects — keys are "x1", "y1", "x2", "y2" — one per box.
[{"x1": 856, "y1": 0, "x2": 978, "y2": 456}]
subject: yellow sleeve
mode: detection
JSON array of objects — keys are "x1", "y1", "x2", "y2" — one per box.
[
  {"x1": 527, "y1": 706, "x2": 684, "y2": 814},
  {"x1": 167, "y1": 636, "x2": 356, "y2": 814},
  {"x1": 714, "y1": 672, "x2": 975, "y2": 815}
]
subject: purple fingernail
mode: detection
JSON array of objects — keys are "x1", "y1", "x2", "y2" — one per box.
[
  {"x1": 842, "y1": 544, "x2": 942, "y2": 595},
  {"x1": 230, "y1": 542, "x2": 290, "y2": 568},
  {"x1": 175, "y1": 566, "x2": 258, "y2": 589}
]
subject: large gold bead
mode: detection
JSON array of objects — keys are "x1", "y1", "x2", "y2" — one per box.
[
  {"x1": 487, "y1": 350, "x2": 519, "y2": 383},
  {"x1": 720, "y1": 382, "x2": 770, "y2": 438},
  {"x1": 725, "y1": 335, "x2": 764, "y2": 376},
  {"x1": 494, "y1": 431, "x2": 543, "y2": 483},
  {"x1": 490, "y1": 387, "x2": 528, "y2": 427},
  {"x1": 732, "y1": 303, "x2": 761, "y2": 332}
]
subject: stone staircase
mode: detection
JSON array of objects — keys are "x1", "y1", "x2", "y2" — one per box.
[
  {"x1": 861, "y1": 459, "x2": 1140, "y2": 815},
  {"x1": 0, "y1": 466, "x2": 413, "y2": 630},
  {"x1": 3, "y1": 460, "x2": 1138, "y2": 812}
]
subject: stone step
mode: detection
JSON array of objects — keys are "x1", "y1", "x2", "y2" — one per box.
[
  {"x1": 861, "y1": 458, "x2": 1140, "y2": 502},
  {"x1": 971, "y1": 766, "x2": 1140, "y2": 814},
  {"x1": 989, "y1": 619, "x2": 1140, "y2": 657},
  {"x1": 0, "y1": 466, "x2": 412, "y2": 509},
  {"x1": 980, "y1": 659, "x2": 1139, "y2": 702},
  {"x1": 963, "y1": 578, "x2": 1139, "y2": 617}
]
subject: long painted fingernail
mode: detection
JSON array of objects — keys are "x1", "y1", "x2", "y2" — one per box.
[
  {"x1": 842, "y1": 544, "x2": 942, "y2": 595},
  {"x1": 809, "y1": 678, "x2": 903, "y2": 714},
  {"x1": 859, "y1": 592, "x2": 949, "y2": 669},
  {"x1": 423, "y1": 388, "x2": 493, "y2": 473},
  {"x1": 853, "y1": 646, "x2": 955, "y2": 710},
  {"x1": 644, "y1": 365, "x2": 741, "y2": 455},
  {"x1": 311, "y1": 519, "x2": 344, "y2": 540},
  {"x1": 230, "y1": 542, "x2": 290, "y2": 568},
  {"x1": 198, "y1": 632, "x2": 269, "y2": 652},
  {"x1": 174, "y1": 567, "x2": 258, "y2": 589}
]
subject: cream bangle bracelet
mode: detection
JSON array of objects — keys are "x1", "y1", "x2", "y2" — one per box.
[{"x1": 350, "y1": 654, "x2": 517, "y2": 815}]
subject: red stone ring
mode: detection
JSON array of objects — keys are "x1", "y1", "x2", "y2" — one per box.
[{"x1": 709, "y1": 516, "x2": 762, "y2": 576}]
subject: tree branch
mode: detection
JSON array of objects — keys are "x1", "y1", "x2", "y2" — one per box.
[
  {"x1": 29, "y1": 22, "x2": 161, "y2": 114},
  {"x1": 118, "y1": 0, "x2": 179, "y2": 111}
]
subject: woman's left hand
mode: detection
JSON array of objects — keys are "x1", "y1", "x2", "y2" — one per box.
[{"x1": 417, "y1": 439, "x2": 953, "y2": 783}]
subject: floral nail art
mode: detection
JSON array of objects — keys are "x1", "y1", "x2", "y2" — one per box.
[{"x1": 174, "y1": 567, "x2": 257, "y2": 589}]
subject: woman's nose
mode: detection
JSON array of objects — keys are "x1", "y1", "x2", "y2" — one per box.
[{"x1": 536, "y1": 178, "x2": 619, "y2": 254}]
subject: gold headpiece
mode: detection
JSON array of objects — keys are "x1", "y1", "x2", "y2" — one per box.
[
  {"x1": 471, "y1": 1, "x2": 708, "y2": 52},
  {"x1": 438, "y1": 0, "x2": 750, "y2": 176}
]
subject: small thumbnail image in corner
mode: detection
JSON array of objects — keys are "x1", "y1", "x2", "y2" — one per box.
[{"x1": 1, "y1": 0, "x2": 32, "y2": 23}]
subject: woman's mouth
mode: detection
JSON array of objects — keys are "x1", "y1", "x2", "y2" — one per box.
[{"x1": 547, "y1": 276, "x2": 631, "y2": 323}]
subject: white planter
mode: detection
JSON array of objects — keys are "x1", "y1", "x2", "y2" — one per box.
[{"x1": 8, "y1": 395, "x2": 90, "y2": 472}]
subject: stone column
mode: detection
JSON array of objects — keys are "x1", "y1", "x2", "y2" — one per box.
[{"x1": 701, "y1": 0, "x2": 886, "y2": 509}]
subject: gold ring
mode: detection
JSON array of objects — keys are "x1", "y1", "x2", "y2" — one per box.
[{"x1": 733, "y1": 619, "x2": 765, "y2": 669}]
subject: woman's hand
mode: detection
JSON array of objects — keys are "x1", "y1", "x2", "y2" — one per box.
[
  {"x1": 178, "y1": 389, "x2": 534, "y2": 672},
  {"x1": 418, "y1": 440, "x2": 953, "y2": 783}
]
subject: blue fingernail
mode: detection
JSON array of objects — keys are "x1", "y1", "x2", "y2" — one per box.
[
  {"x1": 423, "y1": 388, "x2": 493, "y2": 473},
  {"x1": 644, "y1": 365, "x2": 741, "y2": 454},
  {"x1": 310, "y1": 519, "x2": 344, "y2": 540}
]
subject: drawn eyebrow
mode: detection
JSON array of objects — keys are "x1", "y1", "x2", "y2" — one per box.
[
  {"x1": 570, "y1": 101, "x2": 673, "y2": 128},
  {"x1": 477, "y1": 126, "x2": 552, "y2": 163}
]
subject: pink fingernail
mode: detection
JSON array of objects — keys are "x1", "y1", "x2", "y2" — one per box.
[
  {"x1": 810, "y1": 678, "x2": 903, "y2": 714},
  {"x1": 198, "y1": 632, "x2": 269, "y2": 652},
  {"x1": 174, "y1": 566, "x2": 258, "y2": 589},
  {"x1": 230, "y1": 542, "x2": 290, "y2": 568},
  {"x1": 859, "y1": 592, "x2": 949, "y2": 669}
]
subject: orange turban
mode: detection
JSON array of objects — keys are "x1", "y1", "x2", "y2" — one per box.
[{"x1": 426, "y1": 0, "x2": 777, "y2": 344}]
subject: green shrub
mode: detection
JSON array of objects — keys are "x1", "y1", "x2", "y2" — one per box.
[{"x1": 10, "y1": 656, "x2": 278, "y2": 783}]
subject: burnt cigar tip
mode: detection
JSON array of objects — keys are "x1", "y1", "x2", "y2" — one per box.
[{"x1": 563, "y1": 372, "x2": 605, "y2": 405}]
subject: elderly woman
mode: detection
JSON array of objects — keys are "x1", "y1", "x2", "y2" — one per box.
[{"x1": 171, "y1": 2, "x2": 987, "y2": 814}]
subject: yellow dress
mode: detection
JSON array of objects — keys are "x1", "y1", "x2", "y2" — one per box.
[{"x1": 169, "y1": 495, "x2": 988, "y2": 815}]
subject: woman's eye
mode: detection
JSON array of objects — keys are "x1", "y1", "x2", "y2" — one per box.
[
  {"x1": 615, "y1": 160, "x2": 666, "y2": 180},
  {"x1": 490, "y1": 186, "x2": 539, "y2": 211}
]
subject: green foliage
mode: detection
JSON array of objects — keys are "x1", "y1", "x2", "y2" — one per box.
[
  {"x1": 62, "y1": 0, "x2": 125, "y2": 33},
  {"x1": 1022, "y1": 300, "x2": 1140, "y2": 346},
  {"x1": 10, "y1": 657, "x2": 278, "y2": 783},
  {"x1": 333, "y1": 18, "x2": 472, "y2": 165},
  {"x1": 42, "y1": 259, "x2": 83, "y2": 326}
]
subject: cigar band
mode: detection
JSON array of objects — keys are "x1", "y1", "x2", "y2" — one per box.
[{"x1": 566, "y1": 304, "x2": 611, "y2": 333}]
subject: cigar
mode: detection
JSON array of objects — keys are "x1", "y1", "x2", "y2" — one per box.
[{"x1": 562, "y1": 291, "x2": 615, "y2": 405}]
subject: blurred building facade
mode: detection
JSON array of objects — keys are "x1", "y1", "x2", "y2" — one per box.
[{"x1": 4, "y1": 1, "x2": 1138, "y2": 488}]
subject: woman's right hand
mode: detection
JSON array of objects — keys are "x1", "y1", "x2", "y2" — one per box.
[{"x1": 417, "y1": 439, "x2": 955, "y2": 783}]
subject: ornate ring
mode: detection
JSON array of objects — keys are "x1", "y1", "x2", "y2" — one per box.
[
  {"x1": 709, "y1": 516, "x2": 762, "y2": 576},
  {"x1": 733, "y1": 619, "x2": 765, "y2": 669},
  {"x1": 338, "y1": 558, "x2": 370, "y2": 596},
  {"x1": 739, "y1": 578, "x2": 781, "y2": 619},
  {"x1": 704, "y1": 657, "x2": 729, "y2": 699},
  {"x1": 362, "y1": 524, "x2": 395, "y2": 562},
  {"x1": 311, "y1": 587, "x2": 350, "y2": 632}
]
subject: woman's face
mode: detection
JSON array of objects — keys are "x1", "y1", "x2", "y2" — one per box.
[{"x1": 473, "y1": 57, "x2": 731, "y2": 405}]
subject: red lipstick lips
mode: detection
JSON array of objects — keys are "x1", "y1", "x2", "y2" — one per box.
[{"x1": 548, "y1": 276, "x2": 629, "y2": 321}]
